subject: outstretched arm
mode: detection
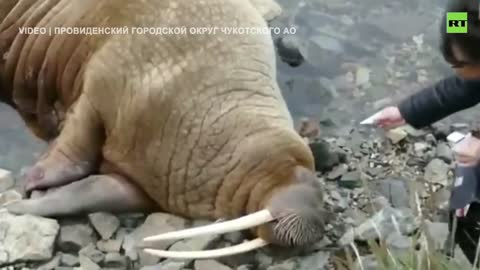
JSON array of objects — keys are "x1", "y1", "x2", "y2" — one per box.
[{"x1": 397, "y1": 75, "x2": 480, "y2": 129}]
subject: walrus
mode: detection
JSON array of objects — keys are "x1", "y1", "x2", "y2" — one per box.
[{"x1": 0, "y1": 0, "x2": 327, "y2": 259}]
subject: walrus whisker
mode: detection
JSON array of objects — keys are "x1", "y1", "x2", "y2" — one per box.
[
  {"x1": 143, "y1": 209, "x2": 274, "y2": 242},
  {"x1": 143, "y1": 238, "x2": 268, "y2": 259}
]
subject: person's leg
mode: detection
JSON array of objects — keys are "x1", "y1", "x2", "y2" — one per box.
[{"x1": 451, "y1": 203, "x2": 480, "y2": 266}]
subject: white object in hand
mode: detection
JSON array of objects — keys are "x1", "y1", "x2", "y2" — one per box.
[
  {"x1": 447, "y1": 131, "x2": 467, "y2": 144},
  {"x1": 360, "y1": 111, "x2": 382, "y2": 125}
]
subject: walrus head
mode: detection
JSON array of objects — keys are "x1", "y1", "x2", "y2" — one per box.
[{"x1": 142, "y1": 166, "x2": 326, "y2": 259}]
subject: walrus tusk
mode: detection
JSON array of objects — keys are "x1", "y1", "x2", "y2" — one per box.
[
  {"x1": 143, "y1": 238, "x2": 268, "y2": 259},
  {"x1": 143, "y1": 209, "x2": 274, "y2": 242}
]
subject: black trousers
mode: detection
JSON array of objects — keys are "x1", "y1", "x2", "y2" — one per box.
[{"x1": 448, "y1": 203, "x2": 480, "y2": 265}]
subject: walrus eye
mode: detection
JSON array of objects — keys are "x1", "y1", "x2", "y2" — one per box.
[{"x1": 142, "y1": 209, "x2": 274, "y2": 259}]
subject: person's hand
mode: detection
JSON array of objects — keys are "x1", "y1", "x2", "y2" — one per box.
[
  {"x1": 452, "y1": 133, "x2": 480, "y2": 166},
  {"x1": 373, "y1": 106, "x2": 406, "y2": 130}
]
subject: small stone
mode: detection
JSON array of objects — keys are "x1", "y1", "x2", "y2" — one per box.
[
  {"x1": 414, "y1": 142, "x2": 428, "y2": 153},
  {"x1": 0, "y1": 169, "x2": 14, "y2": 192},
  {"x1": 96, "y1": 239, "x2": 122, "y2": 253},
  {"x1": 57, "y1": 223, "x2": 97, "y2": 253},
  {"x1": 436, "y1": 142, "x2": 453, "y2": 163},
  {"x1": 123, "y1": 213, "x2": 187, "y2": 267},
  {"x1": 88, "y1": 212, "x2": 120, "y2": 240},
  {"x1": 0, "y1": 190, "x2": 22, "y2": 206},
  {"x1": 79, "y1": 243, "x2": 104, "y2": 264},
  {"x1": 424, "y1": 158, "x2": 450, "y2": 186},
  {"x1": 452, "y1": 123, "x2": 469, "y2": 130},
  {"x1": 104, "y1": 253, "x2": 127, "y2": 268},
  {"x1": 79, "y1": 254, "x2": 101, "y2": 270},
  {"x1": 385, "y1": 128, "x2": 408, "y2": 144},
  {"x1": 61, "y1": 253, "x2": 79, "y2": 267},
  {"x1": 194, "y1": 260, "x2": 232, "y2": 270},
  {"x1": 339, "y1": 171, "x2": 362, "y2": 189},
  {"x1": 327, "y1": 164, "x2": 348, "y2": 180},
  {"x1": 36, "y1": 253, "x2": 61, "y2": 270},
  {"x1": 0, "y1": 210, "x2": 59, "y2": 264}
]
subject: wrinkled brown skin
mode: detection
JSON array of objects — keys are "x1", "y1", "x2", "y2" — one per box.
[{"x1": 0, "y1": 0, "x2": 327, "y2": 247}]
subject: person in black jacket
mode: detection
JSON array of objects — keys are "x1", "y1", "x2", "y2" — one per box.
[{"x1": 373, "y1": 0, "x2": 480, "y2": 264}]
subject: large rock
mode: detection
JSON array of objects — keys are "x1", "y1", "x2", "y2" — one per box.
[{"x1": 0, "y1": 210, "x2": 59, "y2": 264}]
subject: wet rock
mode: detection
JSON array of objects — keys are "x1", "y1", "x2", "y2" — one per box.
[
  {"x1": 61, "y1": 253, "x2": 79, "y2": 267},
  {"x1": 96, "y1": 239, "x2": 122, "y2": 253},
  {"x1": 195, "y1": 260, "x2": 232, "y2": 270},
  {"x1": 385, "y1": 128, "x2": 408, "y2": 144},
  {"x1": 79, "y1": 244, "x2": 104, "y2": 265},
  {"x1": 436, "y1": 142, "x2": 453, "y2": 163},
  {"x1": 123, "y1": 213, "x2": 187, "y2": 266},
  {"x1": 424, "y1": 158, "x2": 450, "y2": 186},
  {"x1": 57, "y1": 223, "x2": 97, "y2": 253},
  {"x1": 0, "y1": 190, "x2": 22, "y2": 206},
  {"x1": 0, "y1": 169, "x2": 14, "y2": 192},
  {"x1": 88, "y1": 212, "x2": 120, "y2": 240},
  {"x1": 0, "y1": 210, "x2": 59, "y2": 264},
  {"x1": 339, "y1": 171, "x2": 362, "y2": 189},
  {"x1": 275, "y1": 36, "x2": 304, "y2": 67}
]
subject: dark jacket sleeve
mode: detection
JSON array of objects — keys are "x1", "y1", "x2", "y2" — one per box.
[{"x1": 397, "y1": 75, "x2": 480, "y2": 129}]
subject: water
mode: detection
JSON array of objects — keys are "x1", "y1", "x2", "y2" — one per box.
[{"x1": 0, "y1": 0, "x2": 477, "y2": 175}]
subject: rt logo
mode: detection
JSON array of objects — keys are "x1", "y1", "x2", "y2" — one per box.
[{"x1": 447, "y1": 12, "x2": 467, "y2": 33}]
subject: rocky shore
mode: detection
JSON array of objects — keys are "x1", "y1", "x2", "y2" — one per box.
[{"x1": 0, "y1": 122, "x2": 473, "y2": 270}]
